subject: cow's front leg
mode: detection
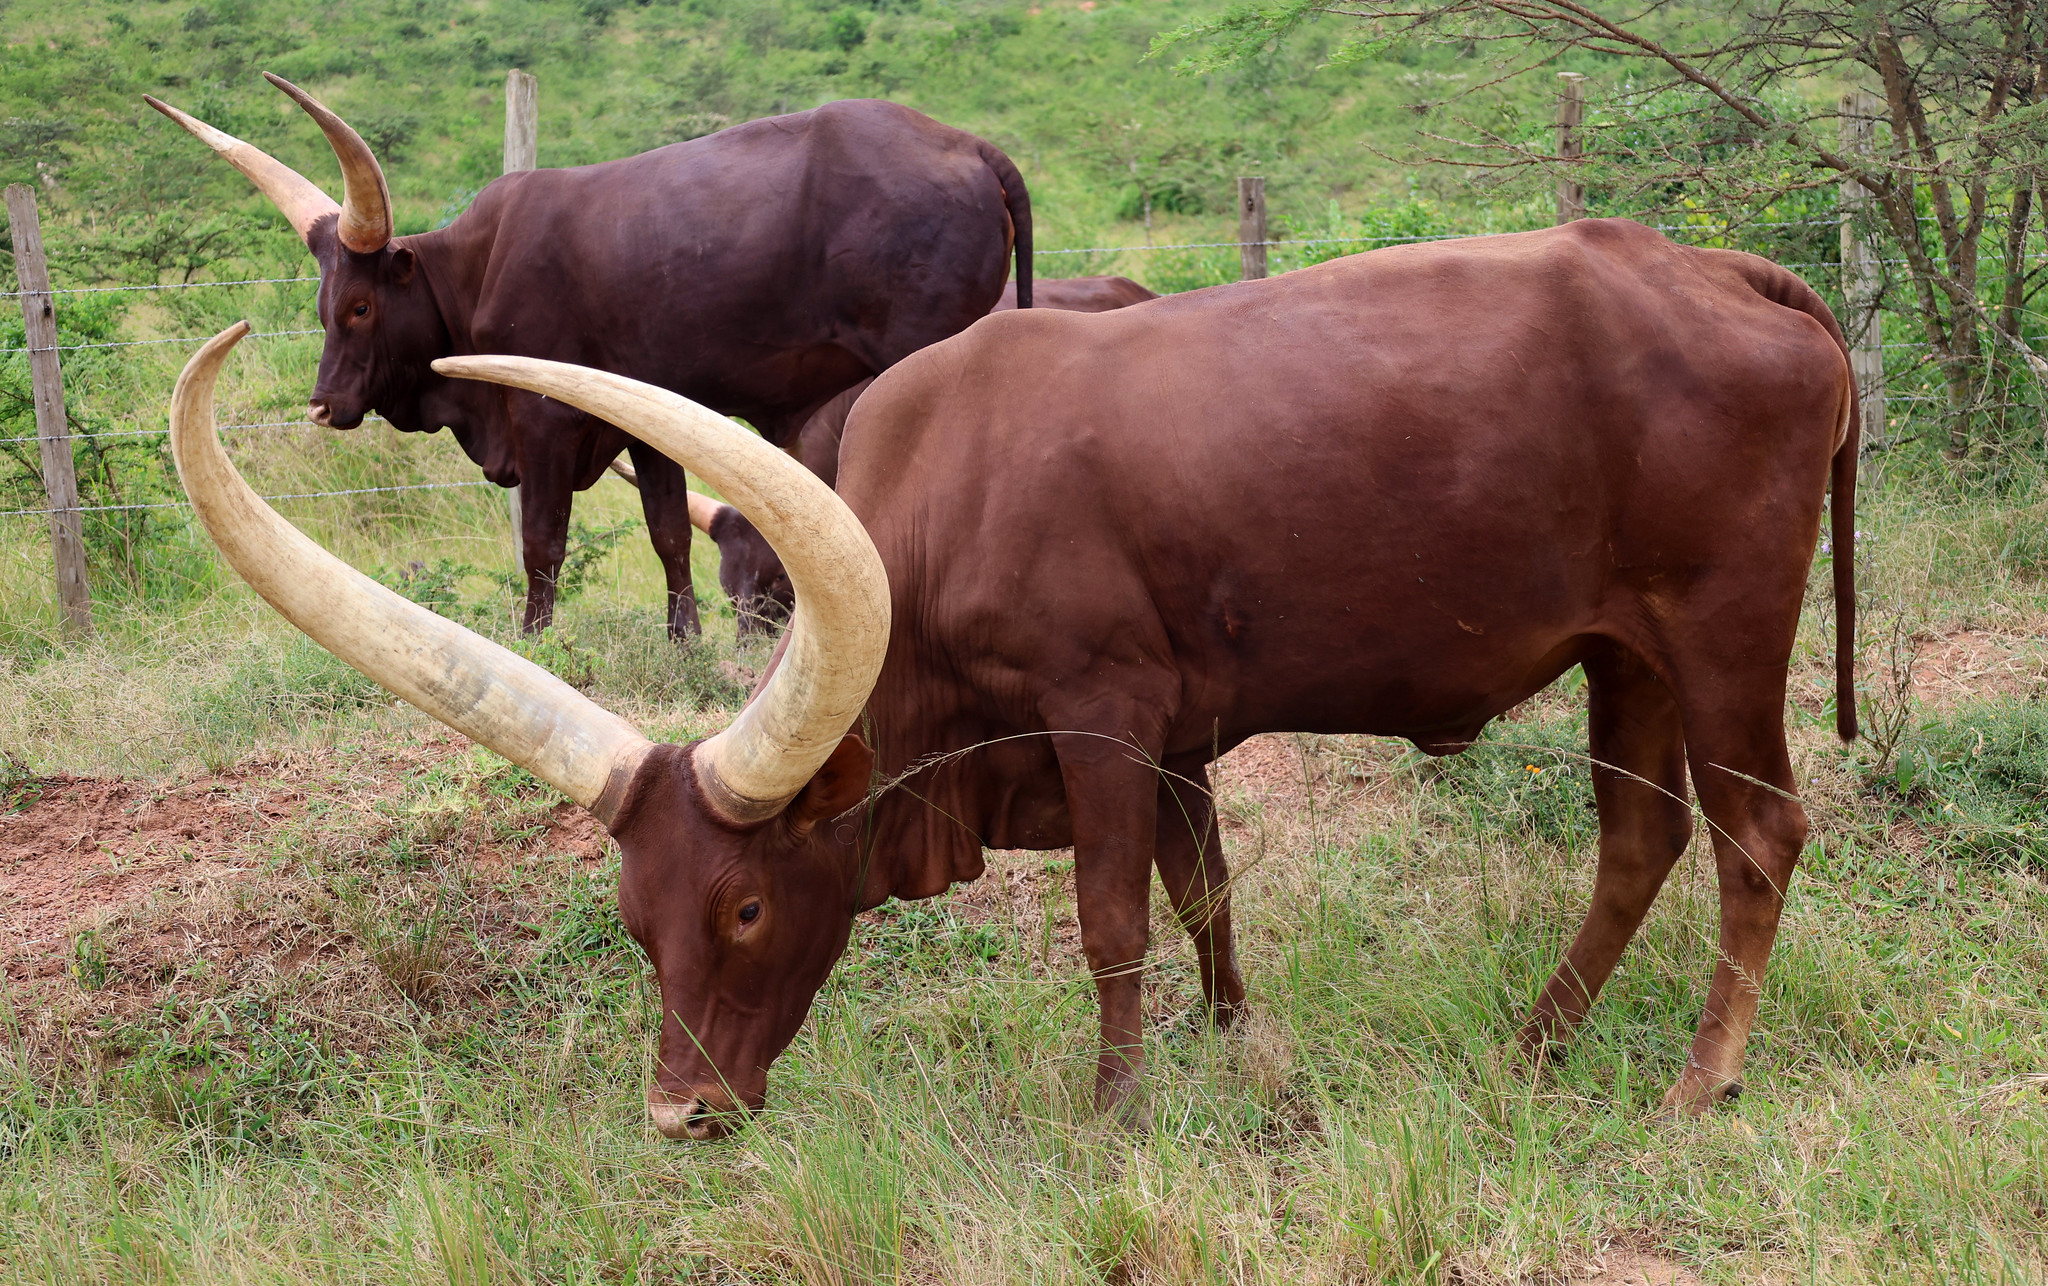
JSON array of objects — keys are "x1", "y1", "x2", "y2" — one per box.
[
  {"x1": 625, "y1": 439, "x2": 702, "y2": 641},
  {"x1": 515, "y1": 464, "x2": 572, "y2": 635},
  {"x1": 1051, "y1": 723, "x2": 1165, "y2": 1124}
]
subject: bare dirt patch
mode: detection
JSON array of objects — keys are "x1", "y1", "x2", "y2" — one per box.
[
  {"x1": 1569, "y1": 1249, "x2": 1705, "y2": 1286},
  {"x1": 1, "y1": 734, "x2": 607, "y2": 1006},
  {"x1": 1908, "y1": 624, "x2": 2048, "y2": 710},
  {"x1": 0, "y1": 765, "x2": 306, "y2": 986}
]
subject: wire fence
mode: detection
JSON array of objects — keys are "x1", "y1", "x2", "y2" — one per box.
[
  {"x1": 0, "y1": 478, "x2": 494, "y2": 520},
  {"x1": 0, "y1": 211, "x2": 2038, "y2": 531}
]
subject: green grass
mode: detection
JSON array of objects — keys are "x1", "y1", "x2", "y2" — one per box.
[
  {"x1": 2, "y1": 323, "x2": 2047, "y2": 1280},
  {"x1": 7, "y1": 501, "x2": 2048, "y2": 1281},
  {"x1": 3, "y1": 2, "x2": 2048, "y2": 1279}
]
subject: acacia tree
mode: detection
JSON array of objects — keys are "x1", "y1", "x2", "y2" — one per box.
[{"x1": 1158, "y1": 0, "x2": 2048, "y2": 455}]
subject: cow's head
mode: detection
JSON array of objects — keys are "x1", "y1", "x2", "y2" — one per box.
[
  {"x1": 690, "y1": 496, "x2": 795, "y2": 636},
  {"x1": 147, "y1": 75, "x2": 450, "y2": 435},
  {"x1": 171, "y1": 331, "x2": 890, "y2": 1140}
]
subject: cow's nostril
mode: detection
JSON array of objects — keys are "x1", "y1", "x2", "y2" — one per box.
[{"x1": 685, "y1": 1100, "x2": 727, "y2": 1140}]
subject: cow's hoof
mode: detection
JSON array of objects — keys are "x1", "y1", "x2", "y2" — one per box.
[
  {"x1": 1165, "y1": 1000, "x2": 1243, "y2": 1044},
  {"x1": 1653, "y1": 1077, "x2": 1743, "y2": 1124},
  {"x1": 1094, "y1": 1076, "x2": 1150, "y2": 1133},
  {"x1": 1098, "y1": 1092, "x2": 1151, "y2": 1135}
]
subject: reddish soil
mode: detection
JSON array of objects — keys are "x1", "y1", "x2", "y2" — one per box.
[
  {"x1": 1570, "y1": 1250, "x2": 1704, "y2": 1286},
  {"x1": 0, "y1": 767, "x2": 306, "y2": 987},
  {"x1": 1, "y1": 736, "x2": 606, "y2": 996},
  {"x1": 1909, "y1": 625, "x2": 2048, "y2": 709}
]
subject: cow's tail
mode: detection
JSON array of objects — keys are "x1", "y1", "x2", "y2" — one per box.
[
  {"x1": 1734, "y1": 254, "x2": 1860, "y2": 741},
  {"x1": 977, "y1": 140, "x2": 1032, "y2": 308},
  {"x1": 1830, "y1": 346, "x2": 1860, "y2": 742}
]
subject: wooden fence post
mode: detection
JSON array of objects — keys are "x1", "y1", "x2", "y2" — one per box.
[
  {"x1": 1237, "y1": 176, "x2": 1267, "y2": 281},
  {"x1": 503, "y1": 69, "x2": 538, "y2": 577},
  {"x1": 1839, "y1": 90, "x2": 1887, "y2": 448},
  {"x1": 1555, "y1": 73, "x2": 1586, "y2": 224},
  {"x1": 6, "y1": 184, "x2": 93, "y2": 637}
]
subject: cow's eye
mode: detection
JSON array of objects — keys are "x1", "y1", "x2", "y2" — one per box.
[
  {"x1": 738, "y1": 901, "x2": 761, "y2": 925},
  {"x1": 352, "y1": 303, "x2": 369, "y2": 318}
]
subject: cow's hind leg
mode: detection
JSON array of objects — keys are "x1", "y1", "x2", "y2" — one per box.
[
  {"x1": 1661, "y1": 675, "x2": 1809, "y2": 1116},
  {"x1": 1155, "y1": 760, "x2": 1246, "y2": 1029},
  {"x1": 626, "y1": 439, "x2": 703, "y2": 641},
  {"x1": 1519, "y1": 646, "x2": 1692, "y2": 1063}
]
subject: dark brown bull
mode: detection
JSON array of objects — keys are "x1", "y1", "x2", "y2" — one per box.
[
  {"x1": 147, "y1": 76, "x2": 1030, "y2": 639},
  {"x1": 171, "y1": 219, "x2": 1856, "y2": 1140},
  {"x1": 679, "y1": 276, "x2": 1161, "y2": 631}
]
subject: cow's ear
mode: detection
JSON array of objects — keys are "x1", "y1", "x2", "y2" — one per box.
[
  {"x1": 305, "y1": 217, "x2": 337, "y2": 261},
  {"x1": 388, "y1": 246, "x2": 417, "y2": 286},
  {"x1": 786, "y1": 733, "x2": 873, "y2": 834}
]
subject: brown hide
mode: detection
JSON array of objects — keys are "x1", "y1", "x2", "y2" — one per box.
[
  {"x1": 704, "y1": 276, "x2": 1159, "y2": 631},
  {"x1": 993, "y1": 274, "x2": 1155, "y2": 312},
  {"x1": 189, "y1": 95, "x2": 1029, "y2": 641},
  {"x1": 613, "y1": 219, "x2": 1857, "y2": 1136}
]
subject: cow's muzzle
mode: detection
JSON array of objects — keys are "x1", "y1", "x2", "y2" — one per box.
[
  {"x1": 649, "y1": 1085, "x2": 757, "y2": 1141},
  {"x1": 308, "y1": 399, "x2": 365, "y2": 430}
]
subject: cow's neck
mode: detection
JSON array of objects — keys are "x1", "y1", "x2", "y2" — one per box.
[{"x1": 401, "y1": 206, "x2": 504, "y2": 353}]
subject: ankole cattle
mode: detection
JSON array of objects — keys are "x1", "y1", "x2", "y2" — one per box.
[
  {"x1": 171, "y1": 218, "x2": 1856, "y2": 1139},
  {"x1": 656, "y1": 275, "x2": 1160, "y2": 633},
  {"x1": 147, "y1": 75, "x2": 1030, "y2": 640}
]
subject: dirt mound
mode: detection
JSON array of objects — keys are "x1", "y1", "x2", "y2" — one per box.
[
  {"x1": 0, "y1": 765, "x2": 307, "y2": 986},
  {"x1": 0, "y1": 738, "x2": 605, "y2": 996}
]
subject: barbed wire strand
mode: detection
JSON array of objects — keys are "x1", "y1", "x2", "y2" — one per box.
[
  {"x1": 0, "y1": 477, "x2": 494, "y2": 519},
  {"x1": 0, "y1": 415, "x2": 388, "y2": 448},
  {"x1": 0, "y1": 275, "x2": 319, "y2": 300},
  {"x1": 0, "y1": 216, "x2": 1997, "y2": 288},
  {"x1": 0, "y1": 327, "x2": 321, "y2": 355}
]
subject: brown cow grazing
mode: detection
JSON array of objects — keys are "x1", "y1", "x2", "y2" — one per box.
[
  {"x1": 170, "y1": 218, "x2": 1856, "y2": 1139},
  {"x1": 682, "y1": 275, "x2": 1162, "y2": 632},
  {"x1": 147, "y1": 76, "x2": 1029, "y2": 641}
]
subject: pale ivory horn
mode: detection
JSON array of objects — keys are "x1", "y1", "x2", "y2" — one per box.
[
  {"x1": 686, "y1": 491, "x2": 727, "y2": 534},
  {"x1": 434, "y1": 356, "x2": 890, "y2": 825},
  {"x1": 143, "y1": 95, "x2": 341, "y2": 244},
  {"x1": 604, "y1": 456, "x2": 729, "y2": 534},
  {"x1": 171, "y1": 325, "x2": 652, "y2": 825},
  {"x1": 261, "y1": 72, "x2": 394, "y2": 253}
]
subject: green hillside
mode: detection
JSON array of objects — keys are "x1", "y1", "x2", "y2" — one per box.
[{"x1": 0, "y1": 0, "x2": 1538, "y2": 278}]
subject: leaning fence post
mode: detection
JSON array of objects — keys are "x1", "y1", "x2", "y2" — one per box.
[
  {"x1": 1555, "y1": 73, "x2": 1586, "y2": 224},
  {"x1": 1839, "y1": 90, "x2": 1887, "y2": 449},
  {"x1": 1237, "y1": 177, "x2": 1267, "y2": 281},
  {"x1": 6, "y1": 184, "x2": 93, "y2": 637},
  {"x1": 503, "y1": 68, "x2": 538, "y2": 578}
]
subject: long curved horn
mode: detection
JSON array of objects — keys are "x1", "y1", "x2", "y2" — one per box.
[
  {"x1": 144, "y1": 96, "x2": 341, "y2": 245},
  {"x1": 172, "y1": 325, "x2": 651, "y2": 825},
  {"x1": 606, "y1": 454, "x2": 730, "y2": 535},
  {"x1": 263, "y1": 72, "x2": 393, "y2": 254},
  {"x1": 433, "y1": 356, "x2": 890, "y2": 825},
  {"x1": 686, "y1": 491, "x2": 726, "y2": 534}
]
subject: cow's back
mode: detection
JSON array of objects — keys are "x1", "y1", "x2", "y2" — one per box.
[
  {"x1": 457, "y1": 99, "x2": 1015, "y2": 425},
  {"x1": 841, "y1": 219, "x2": 1848, "y2": 751}
]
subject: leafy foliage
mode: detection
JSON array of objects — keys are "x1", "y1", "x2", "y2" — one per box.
[{"x1": 1885, "y1": 698, "x2": 2048, "y2": 870}]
